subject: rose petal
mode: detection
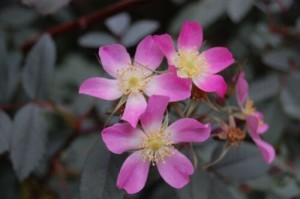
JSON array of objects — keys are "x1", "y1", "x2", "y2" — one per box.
[
  {"x1": 166, "y1": 118, "x2": 211, "y2": 144},
  {"x1": 140, "y1": 95, "x2": 169, "y2": 133},
  {"x1": 79, "y1": 77, "x2": 123, "y2": 100},
  {"x1": 122, "y1": 92, "x2": 147, "y2": 127},
  {"x1": 157, "y1": 149, "x2": 194, "y2": 189},
  {"x1": 236, "y1": 72, "x2": 248, "y2": 107},
  {"x1": 99, "y1": 44, "x2": 131, "y2": 77},
  {"x1": 144, "y1": 73, "x2": 191, "y2": 102},
  {"x1": 102, "y1": 123, "x2": 144, "y2": 154},
  {"x1": 153, "y1": 34, "x2": 176, "y2": 65},
  {"x1": 246, "y1": 115, "x2": 275, "y2": 164},
  {"x1": 201, "y1": 47, "x2": 234, "y2": 74},
  {"x1": 177, "y1": 21, "x2": 203, "y2": 51},
  {"x1": 193, "y1": 74, "x2": 227, "y2": 97},
  {"x1": 117, "y1": 151, "x2": 150, "y2": 194},
  {"x1": 134, "y1": 36, "x2": 164, "y2": 71},
  {"x1": 253, "y1": 112, "x2": 269, "y2": 134}
]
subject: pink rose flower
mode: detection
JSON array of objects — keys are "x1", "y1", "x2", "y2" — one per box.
[
  {"x1": 153, "y1": 21, "x2": 234, "y2": 97},
  {"x1": 236, "y1": 72, "x2": 275, "y2": 164},
  {"x1": 102, "y1": 95, "x2": 211, "y2": 194},
  {"x1": 79, "y1": 36, "x2": 191, "y2": 127}
]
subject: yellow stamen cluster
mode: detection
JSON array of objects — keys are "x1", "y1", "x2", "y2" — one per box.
[
  {"x1": 174, "y1": 49, "x2": 207, "y2": 78},
  {"x1": 117, "y1": 65, "x2": 152, "y2": 95},
  {"x1": 226, "y1": 127, "x2": 246, "y2": 146},
  {"x1": 140, "y1": 130, "x2": 174, "y2": 166},
  {"x1": 244, "y1": 98, "x2": 256, "y2": 115}
]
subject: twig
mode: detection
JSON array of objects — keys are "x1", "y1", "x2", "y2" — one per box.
[{"x1": 21, "y1": 0, "x2": 151, "y2": 52}]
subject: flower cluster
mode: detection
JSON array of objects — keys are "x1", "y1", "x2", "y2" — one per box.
[{"x1": 79, "y1": 21, "x2": 275, "y2": 194}]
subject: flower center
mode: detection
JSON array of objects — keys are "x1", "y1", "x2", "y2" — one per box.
[
  {"x1": 117, "y1": 65, "x2": 152, "y2": 95},
  {"x1": 140, "y1": 130, "x2": 174, "y2": 166},
  {"x1": 174, "y1": 49, "x2": 207, "y2": 78},
  {"x1": 244, "y1": 98, "x2": 256, "y2": 115},
  {"x1": 226, "y1": 127, "x2": 246, "y2": 146}
]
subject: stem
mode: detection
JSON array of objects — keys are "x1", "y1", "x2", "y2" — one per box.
[
  {"x1": 203, "y1": 145, "x2": 230, "y2": 169},
  {"x1": 21, "y1": 0, "x2": 153, "y2": 52}
]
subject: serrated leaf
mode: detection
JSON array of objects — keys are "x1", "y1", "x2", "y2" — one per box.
[
  {"x1": 22, "y1": 0, "x2": 72, "y2": 15},
  {"x1": 0, "y1": 6, "x2": 38, "y2": 28},
  {"x1": 78, "y1": 32, "x2": 117, "y2": 48},
  {"x1": 0, "y1": 52, "x2": 22, "y2": 103},
  {"x1": 226, "y1": 0, "x2": 253, "y2": 23},
  {"x1": 122, "y1": 20, "x2": 159, "y2": 47},
  {"x1": 0, "y1": 111, "x2": 12, "y2": 155},
  {"x1": 169, "y1": 0, "x2": 226, "y2": 33},
  {"x1": 80, "y1": 138, "x2": 124, "y2": 199},
  {"x1": 105, "y1": 12, "x2": 131, "y2": 36},
  {"x1": 262, "y1": 48, "x2": 300, "y2": 71},
  {"x1": 280, "y1": 72, "x2": 300, "y2": 120},
  {"x1": 22, "y1": 34, "x2": 56, "y2": 100},
  {"x1": 178, "y1": 170, "x2": 232, "y2": 199},
  {"x1": 249, "y1": 74, "x2": 279, "y2": 103},
  {"x1": 212, "y1": 143, "x2": 269, "y2": 182},
  {"x1": 10, "y1": 104, "x2": 48, "y2": 180}
]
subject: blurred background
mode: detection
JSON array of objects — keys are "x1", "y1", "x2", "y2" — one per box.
[{"x1": 1, "y1": 0, "x2": 300, "y2": 198}]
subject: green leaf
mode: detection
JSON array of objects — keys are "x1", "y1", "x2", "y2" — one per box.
[
  {"x1": 212, "y1": 143, "x2": 269, "y2": 182},
  {"x1": 105, "y1": 12, "x2": 131, "y2": 36},
  {"x1": 263, "y1": 99, "x2": 287, "y2": 145},
  {"x1": 22, "y1": 0, "x2": 72, "y2": 15},
  {"x1": 177, "y1": 169, "x2": 232, "y2": 199},
  {"x1": 262, "y1": 48, "x2": 300, "y2": 71},
  {"x1": 22, "y1": 34, "x2": 56, "y2": 100},
  {"x1": 80, "y1": 138, "x2": 124, "y2": 199},
  {"x1": 249, "y1": 74, "x2": 279, "y2": 103},
  {"x1": 0, "y1": 52, "x2": 22, "y2": 103},
  {"x1": 78, "y1": 32, "x2": 117, "y2": 48},
  {"x1": 169, "y1": 0, "x2": 226, "y2": 33},
  {"x1": 280, "y1": 71, "x2": 300, "y2": 120},
  {"x1": 0, "y1": 6, "x2": 38, "y2": 28},
  {"x1": 226, "y1": 0, "x2": 253, "y2": 23},
  {"x1": 122, "y1": 20, "x2": 159, "y2": 47},
  {"x1": 10, "y1": 104, "x2": 48, "y2": 180},
  {"x1": 0, "y1": 111, "x2": 12, "y2": 155}
]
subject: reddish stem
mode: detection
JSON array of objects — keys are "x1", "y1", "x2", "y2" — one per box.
[{"x1": 21, "y1": 0, "x2": 150, "y2": 52}]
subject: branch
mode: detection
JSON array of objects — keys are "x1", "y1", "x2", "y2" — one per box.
[{"x1": 21, "y1": 0, "x2": 151, "y2": 52}]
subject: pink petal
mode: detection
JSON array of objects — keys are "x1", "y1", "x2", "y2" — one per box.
[
  {"x1": 101, "y1": 123, "x2": 144, "y2": 154},
  {"x1": 177, "y1": 21, "x2": 203, "y2": 50},
  {"x1": 235, "y1": 72, "x2": 249, "y2": 107},
  {"x1": 117, "y1": 151, "x2": 150, "y2": 194},
  {"x1": 140, "y1": 95, "x2": 169, "y2": 133},
  {"x1": 79, "y1": 77, "x2": 123, "y2": 100},
  {"x1": 201, "y1": 47, "x2": 234, "y2": 74},
  {"x1": 246, "y1": 116, "x2": 275, "y2": 164},
  {"x1": 153, "y1": 34, "x2": 176, "y2": 65},
  {"x1": 99, "y1": 44, "x2": 131, "y2": 77},
  {"x1": 252, "y1": 137, "x2": 275, "y2": 164},
  {"x1": 166, "y1": 118, "x2": 211, "y2": 144},
  {"x1": 157, "y1": 149, "x2": 194, "y2": 189},
  {"x1": 253, "y1": 112, "x2": 269, "y2": 134},
  {"x1": 134, "y1": 36, "x2": 164, "y2": 70},
  {"x1": 144, "y1": 73, "x2": 191, "y2": 102},
  {"x1": 193, "y1": 74, "x2": 227, "y2": 97},
  {"x1": 122, "y1": 92, "x2": 147, "y2": 127}
]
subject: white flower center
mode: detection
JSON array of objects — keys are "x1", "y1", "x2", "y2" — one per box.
[
  {"x1": 117, "y1": 64, "x2": 152, "y2": 95},
  {"x1": 174, "y1": 49, "x2": 207, "y2": 78},
  {"x1": 140, "y1": 130, "x2": 174, "y2": 166}
]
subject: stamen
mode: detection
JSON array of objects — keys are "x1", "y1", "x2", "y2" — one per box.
[
  {"x1": 244, "y1": 98, "x2": 256, "y2": 115},
  {"x1": 117, "y1": 64, "x2": 152, "y2": 95},
  {"x1": 140, "y1": 130, "x2": 174, "y2": 166},
  {"x1": 174, "y1": 49, "x2": 207, "y2": 78},
  {"x1": 226, "y1": 127, "x2": 246, "y2": 146}
]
